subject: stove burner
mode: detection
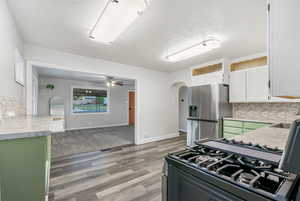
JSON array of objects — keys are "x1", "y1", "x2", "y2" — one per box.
[
  {"x1": 195, "y1": 155, "x2": 213, "y2": 163},
  {"x1": 240, "y1": 173, "x2": 255, "y2": 184},
  {"x1": 238, "y1": 172, "x2": 257, "y2": 185},
  {"x1": 237, "y1": 157, "x2": 272, "y2": 170}
]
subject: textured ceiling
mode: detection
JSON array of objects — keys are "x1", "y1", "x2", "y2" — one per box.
[{"x1": 9, "y1": 0, "x2": 268, "y2": 72}]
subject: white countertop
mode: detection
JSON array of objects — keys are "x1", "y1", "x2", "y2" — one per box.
[
  {"x1": 0, "y1": 116, "x2": 65, "y2": 140},
  {"x1": 223, "y1": 117, "x2": 291, "y2": 149},
  {"x1": 231, "y1": 126, "x2": 290, "y2": 150}
]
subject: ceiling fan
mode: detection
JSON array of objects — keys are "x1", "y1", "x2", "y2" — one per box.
[{"x1": 106, "y1": 76, "x2": 132, "y2": 87}]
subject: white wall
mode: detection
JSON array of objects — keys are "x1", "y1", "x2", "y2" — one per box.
[
  {"x1": 0, "y1": 0, "x2": 24, "y2": 115},
  {"x1": 165, "y1": 69, "x2": 191, "y2": 137},
  {"x1": 167, "y1": 68, "x2": 191, "y2": 87},
  {"x1": 38, "y1": 76, "x2": 134, "y2": 130},
  {"x1": 25, "y1": 45, "x2": 178, "y2": 144},
  {"x1": 178, "y1": 86, "x2": 188, "y2": 132}
]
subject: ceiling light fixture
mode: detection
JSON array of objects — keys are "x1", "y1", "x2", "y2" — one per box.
[
  {"x1": 89, "y1": 0, "x2": 150, "y2": 44},
  {"x1": 165, "y1": 38, "x2": 221, "y2": 62}
]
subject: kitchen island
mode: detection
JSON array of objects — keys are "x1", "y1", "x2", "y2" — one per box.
[{"x1": 0, "y1": 116, "x2": 64, "y2": 201}]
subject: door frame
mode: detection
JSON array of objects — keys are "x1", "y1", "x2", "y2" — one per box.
[
  {"x1": 32, "y1": 73, "x2": 38, "y2": 116},
  {"x1": 26, "y1": 61, "x2": 140, "y2": 145},
  {"x1": 128, "y1": 90, "x2": 135, "y2": 125}
]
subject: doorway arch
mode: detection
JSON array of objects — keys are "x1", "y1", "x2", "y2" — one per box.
[{"x1": 170, "y1": 81, "x2": 189, "y2": 134}]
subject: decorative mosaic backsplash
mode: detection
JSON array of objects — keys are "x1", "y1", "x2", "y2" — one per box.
[
  {"x1": 233, "y1": 103, "x2": 300, "y2": 123},
  {"x1": 0, "y1": 96, "x2": 26, "y2": 118}
]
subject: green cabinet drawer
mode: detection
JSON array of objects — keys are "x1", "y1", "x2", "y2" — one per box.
[
  {"x1": 223, "y1": 119, "x2": 272, "y2": 138},
  {"x1": 223, "y1": 120, "x2": 243, "y2": 128},
  {"x1": 244, "y1": 122, "x2": 271, "y2": 130},
  {"x1": 224, "y1": 126, "x2": 243, "y2": 135},
  {"x1": 224, "y1": 133, "x2": 238, "y2": 138}
]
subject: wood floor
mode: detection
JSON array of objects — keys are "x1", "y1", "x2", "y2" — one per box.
[
  {"x1": 51, "y1": 126, "x2": 134, "y2": 158},
  {"x1": 49, "y1": 134, "x2": 186, "y2": 201}
]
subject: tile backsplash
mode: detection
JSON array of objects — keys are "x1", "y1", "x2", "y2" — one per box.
[
  {"x1": 233, "y1": 103, "x2": 300, "y2": 123},
  {"x1": 0, "y1": 96, "x2": 25, "y2": 118}
]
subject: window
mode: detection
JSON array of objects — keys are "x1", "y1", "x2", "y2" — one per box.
[{"x1": 72, "y1": 87, "x2": 108, "y2": 114}]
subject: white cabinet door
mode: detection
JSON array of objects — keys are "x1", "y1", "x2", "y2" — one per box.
[
  {"x1": 270, "y1": 0, "x2": 300, "y2": 97},
  {"x1": 229, "y1": 71, "x2": 246, "y2": 102},
  {"x1": 247, "y1": 67, "x2": 269, "y2": 102}
]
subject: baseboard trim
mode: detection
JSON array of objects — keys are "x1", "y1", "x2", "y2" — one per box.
[
  {"x1": 179, "y1": 129, "x2": 187, "y2": 133},
  {"x1": 66, "y1": 123, "x2": 130, "y2": 131},
  {"x1": 138, "y1": 133, "x2": 180, "y2": 145}
]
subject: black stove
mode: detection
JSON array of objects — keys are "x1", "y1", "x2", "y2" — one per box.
[{"x1": 163, "y1": 139, "x2": 299, "y2": 201}]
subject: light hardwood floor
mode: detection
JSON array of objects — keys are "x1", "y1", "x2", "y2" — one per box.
[
  {"x1": 51, "y1": 126, "x2": 135, "y2": 158},
  {"x1": 49, "y1": 134, "x2": 186, "y2": 201}
]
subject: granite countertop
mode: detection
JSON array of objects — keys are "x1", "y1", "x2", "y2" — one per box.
[
  {"x1": 231, "y1": 127, "x2": 290, "y2": 150},
  {"x1": 0, "y1": 116, "x2": 65, "y2": 140}
]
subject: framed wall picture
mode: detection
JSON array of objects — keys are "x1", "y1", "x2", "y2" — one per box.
[{"x1": 15, "y1": 49, "x2": 25, "y2": 86}]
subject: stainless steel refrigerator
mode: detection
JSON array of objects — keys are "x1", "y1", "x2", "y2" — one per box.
[{"x1": 187, "y1": 84, "x2": 232, "y2": 146}]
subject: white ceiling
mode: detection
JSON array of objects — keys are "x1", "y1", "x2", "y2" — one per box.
[
  {"x1": 34, "y1": 66, "x2": 135, "y2": 85},
  {"x1": 9, "y1": 0, "x2": 268, "y2": 72}
]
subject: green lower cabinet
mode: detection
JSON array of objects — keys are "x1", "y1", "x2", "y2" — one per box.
[
  {"x1": 223, "y1": 127, "x2": 244, "y2": 135},
  {"x1": 244, "y1": 122, "x2": 272, "y2": 130},
  {"x1": 223, "y1": 120, "x2": 243, "y2": 128},
  {"x1": 223, "y1": 120, "x2": 271, "y2": 138},
  {"x1": 0, "y1": 136, "x2": 51, "y2": 201}
]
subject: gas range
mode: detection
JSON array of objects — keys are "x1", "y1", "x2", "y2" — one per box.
[{"x1": 163, "y1": 139, "x2": 299, "y2": 201}]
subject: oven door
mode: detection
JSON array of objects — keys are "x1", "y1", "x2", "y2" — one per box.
[{"x1": 167, "y1": 165, "x2": 245, "y2": 201}]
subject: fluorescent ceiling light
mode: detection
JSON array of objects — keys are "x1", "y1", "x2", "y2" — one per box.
[
  {"x1": 89, "y1": 0, "x2": 150, "y2": 44},
  {"x1": 166, "y1": 38, "x2": 221, "y2": 62}
]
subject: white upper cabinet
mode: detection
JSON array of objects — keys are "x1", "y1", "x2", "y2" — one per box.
[
  {"x1": 269, "y1": 0, "x2": 300, "y2": 97},
  {"x1": 229, "y1": 56, "x2": 269, "y2": 103},
  {"x1": 230, "y1": 67, "x2": 269, "y2": 103},
  {"x1": 230, "y1": 70, "x2": 247, "y2": 103},
  {"x1": 190, "y1": 59, "x2": 229, "y2": 87},
  {"x1": 246, "y1": 67, "x2": 269, "y2": 102}
]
